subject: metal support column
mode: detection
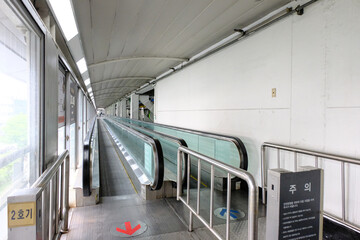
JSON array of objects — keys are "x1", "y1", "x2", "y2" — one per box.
[
  {"x1": 130, "y1": 93, "x2": 139, "y2": 120},
  {"x1": 120, "y1": 99, "x2": 127, "y2": 117}
]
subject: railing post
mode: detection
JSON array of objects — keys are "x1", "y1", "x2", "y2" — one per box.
[
  {"x1": 55, "y1": 171, "x2": 60, "y2": 235},
  {"x1": 49, "y1": 177, "x2": 55, "y2": 239},
  {"x1": 187, "y1": 153, "x2": 193, "y2": 232},
  {"x1": 341, "y1": 162, "x2": 345, "y2": 221},
  {"x1": 60, "y1": 162, "x2": 64, "y2": 220},
  {"x1": 197, "y1": 159, "x2": 201, "y2": 214},
  {"x1": 177, "y1": 149, "x2": 182, "y2": 201},
  {"x1": 261, "y1": 145, "x2": 266, "y2": 204},
  {"x1": 61, "y1": 155, "x2": 69, "y2": 233},
  {"x1": 247, "y1": 175, "x2": 259, "y2": 240},
  {"x1": 210, "y1": 165, "x2": 214, "y2": 228},
  {"x1": 277, "y1": 148, "x2": 280, "y2": 168},
  {"x1": 226, "y1": 173, "x2": 231, "y2": 240},
  {"x1": 177, "y1": 147, "x2": 259, "y2": 240}
]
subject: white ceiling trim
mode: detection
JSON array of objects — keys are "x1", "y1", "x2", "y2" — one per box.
[
  {"x1": 88, "y1": 56, "x2": 189, "y2": 68},
  {"x1": 94, "y1": 92, "x2": 127, "y2": 98},
  {"x1": 93, "y1": 86, "x2": 139, "y2": 93},
  {"x1": 91, "y1": 76, "x2": 154, "y2": 86}
]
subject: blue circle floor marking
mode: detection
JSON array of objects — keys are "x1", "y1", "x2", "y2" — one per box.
[{"x1": 214, "y1": 207, "x2": 245, "y2": 220}]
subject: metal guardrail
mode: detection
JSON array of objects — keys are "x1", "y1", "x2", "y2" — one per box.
[
  {"x1": 105, "y1": 118, "x2": 164, "y2": 190},
  {"x1": 261, "y1": 142, "x2": 360, "y2": 233},
  {"x1": 177, "y1": 146, "x2": 258, "y2": 240},
  {"x1": 116, "y1": 117, "x2": 248, "y2": 171},
  {"x1": 83, "y1": 118, "x2": 97, "y2": 196},
  {"x1": 32, "y1": 150, "x2": 70, "y2": 239}
]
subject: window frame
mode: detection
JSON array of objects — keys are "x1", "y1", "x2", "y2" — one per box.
[{"x1": 5, "y1": 0, "x2": 45, "y2": 177}]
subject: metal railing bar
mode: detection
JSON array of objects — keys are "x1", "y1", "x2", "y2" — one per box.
[
  {"x1": 226, "y1": 172, "x2": 231, "y2": 240},
  {"x1": 323, "y1": 213, "x2": 360, "y2": 233},
  {"x1": 341, "y1": 162, "x2": 345, "y2": 221},
  {"x1": 177, "y1": 146, "x2": 258, "y2": 240},
  {"x1": 261, "y1": 146, "x2": 266, "y2": 205},
  {"x1": 61, "y1": 152, "x2": 70, "y2": 233},
  {"x1": 197, "y1": 159, "x2": 201, "y2": 214},
  {"x1": 262, "y1": 142, "x2": 360, "y2": 165},
  {"x1": 261, "y1": 142, "x2": 360, "y2": 234},
  {"x1": 32, "y1": 151, "x2": 68, "y2": 189},
  {"x1": 261, "y1": 142, "x2": 360, "y2": 204},
  {"x1": 29, "y1": 150, "x2": 70, "y2": 238},
  {"x1": 187, "y1": 154, "x2": 191, "y2": 205},
  {"x1": 178, "y1": 197, "x2": 223, "y2": 240},
  {"x1": 210, "y1": 165, "x2": 214, "y2": 228},
  {"x1": 55, "y1": 171, "x2": 60, "y2": 236}
]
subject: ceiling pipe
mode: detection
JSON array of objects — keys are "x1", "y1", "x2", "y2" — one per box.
[{"x1": 109, "y1": 0, "x2": 318, "y2": 107}]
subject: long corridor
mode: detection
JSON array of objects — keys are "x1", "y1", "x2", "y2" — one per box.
[{"x1": 61, "y1": 120, "x2": 265, "y2": 240}]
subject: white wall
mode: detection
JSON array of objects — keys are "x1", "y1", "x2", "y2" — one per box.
[{"x1": 155, "y1": 0, "x2": 360, "y2": 225}]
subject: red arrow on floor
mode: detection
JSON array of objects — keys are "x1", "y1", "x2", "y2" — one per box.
[{"x1": 116, "y1": 222, "x2": 141, "y2": 235}]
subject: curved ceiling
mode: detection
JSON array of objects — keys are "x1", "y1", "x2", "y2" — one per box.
[{"x1": 72, "y1": 0, "x2": 290, "y2": 107}]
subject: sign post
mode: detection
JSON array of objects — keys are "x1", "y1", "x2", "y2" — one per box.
[
  {"x1": 8, "y1": 188, "x2": 42, "y2": 240},
  {"x1": 266, "y1": 166, "x2": 323, "y2": 240}
]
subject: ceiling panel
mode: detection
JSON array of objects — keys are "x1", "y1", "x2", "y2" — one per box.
[{"x1": 72, "y1": 0, "x2": 290, "y2": 107}]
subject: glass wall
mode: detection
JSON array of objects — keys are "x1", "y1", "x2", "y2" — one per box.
[
  {"x1": 77, "y1": 89, "x2": 83, "y2": 168},
  {"x1": 83, "y1": 95, "x2": 87, "y2": 140},
  {"x1": 68, "y1": 78, "x2": 77, "y2": 170},
  {"x1": 58, "y1": 63, "x2": 66, "y2": 154},
  {"x1": 0, "y1": 1, "x2": 41, "y2": 239}
]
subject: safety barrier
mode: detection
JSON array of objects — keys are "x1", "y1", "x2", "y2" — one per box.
[
  {"x1": 261, "y1": 142, "x2": 360, "y2": 233},
  {"x1": 177, "y1": 146, "x2": 258, "y2": 240},
  {"x1": 7, "y1": 150, "x2": 70, "y2": 240}
]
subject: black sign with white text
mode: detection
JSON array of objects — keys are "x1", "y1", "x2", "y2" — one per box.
[{"x1": 279, "y1": 169, "x2": 322, "y2": 239}]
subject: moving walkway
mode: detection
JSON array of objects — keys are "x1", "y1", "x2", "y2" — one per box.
[{"x1": 111, "y1": 116, "x2": 248, "y2": 191}]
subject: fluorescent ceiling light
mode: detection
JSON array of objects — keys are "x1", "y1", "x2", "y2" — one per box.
[
  {"x1": 76, "y1": 58, "x2": 88, "y2": 74},
  {"x1": 84, "y1": 78, "x2": 91, "y2": 86},
  {"x1": 88, "y1": 87, "x2": 92, "y2": 93},
  {"x1": 48, "y1": 0, "x2": 78, "y2": 41}
]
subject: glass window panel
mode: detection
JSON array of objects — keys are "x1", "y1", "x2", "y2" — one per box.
[
  {"x1": 77, "y1": 91, "x2": 83, "y2": 167},
  {"x1": 58, "y1": 126, "x2": 65, "y2": 154},
  {"x1": 0, "y1": 2, "x2": 40, "y2": 239},
  {"x1": 70, "y1": 123, "x2": 76, "y2": 169},
  {"x1": 58, "y1": 64, "x2": 66, "y2": 155}
]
